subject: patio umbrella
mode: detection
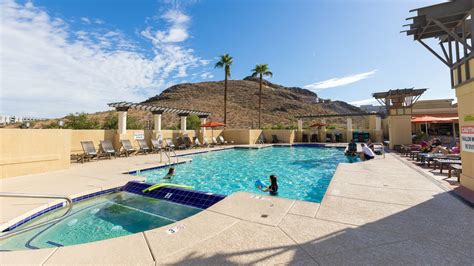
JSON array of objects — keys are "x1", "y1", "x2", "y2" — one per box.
[
  {"x1": 200, "y1": 121, "x2": 226, "y2": 141},
  {"x1": 309, "y1": 122, "x2": 327, "y2": 128}
]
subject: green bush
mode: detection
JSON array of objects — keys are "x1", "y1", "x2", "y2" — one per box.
[
  {"x1": 102, "y1": 112, "x2": 143, "y2": 130},
  {"x1": 64, "y1": 113, "x2": 100, "y2": 129},
  {"x1": 185, "y1": 115, "x2": 201, "y2": 130}
]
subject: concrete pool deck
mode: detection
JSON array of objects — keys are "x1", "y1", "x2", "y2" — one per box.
[{"x1": 1, "y1": 147, "x2": 473, "y2": 264}]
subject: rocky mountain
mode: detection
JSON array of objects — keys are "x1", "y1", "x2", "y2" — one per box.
[
  {"x1": 144, "y1": 77, "x2": 367, "y2": 128},
  {"x1": 15, "y1": 78, "x2": 367, "y2": 129}
]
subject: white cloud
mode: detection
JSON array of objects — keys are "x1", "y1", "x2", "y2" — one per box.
[
  {"x1": 304, "y1": 70, "x2": 377, "y2": 92},
  {"x1": 349, "y1": 98, "x2": 379, "y2": 107},
  {"x1": 0, "y1": 0, "x2": 207, "y2": 117},
  {"x1": 80, "y1": 17, "x2": 91, "y2": 24},
  {"x1": 200, "y1": 72, "x2": 213, "y2": 79},
  {"x1": 143, "y1": 9, "x2": 190, "y2": 43}
]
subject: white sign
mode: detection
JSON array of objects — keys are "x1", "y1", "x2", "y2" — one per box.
[
  {"x1": 133, "y1": 132, "x2": 145, "y2": 140},
  {"x1": 461, "y1": 126, "x2": 474, "y2": 153}
]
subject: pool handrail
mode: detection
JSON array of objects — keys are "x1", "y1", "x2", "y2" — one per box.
[{"x1": 0, "y1": 192, "x2": 73, "y2": 239}]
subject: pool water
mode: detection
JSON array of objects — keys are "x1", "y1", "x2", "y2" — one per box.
[
  {"x1": 139, "y1": 146, "x2": 358, "y2": 203},
  {"x1": 0, "y1": 192, "x2": 201, "y2": 251}
]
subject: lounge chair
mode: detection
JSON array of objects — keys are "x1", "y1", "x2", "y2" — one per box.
[
  {"x1": 99, "y1": 140, "x2": 117, "y2": 159},
  {"x1": 202, "y1": 137, "x2": 211, "y2": 147},
  {"x1": 218, "y1": 136, "x2": 234, "y2": 145},
  {"x1": 151, "y1": 139, "x2": 162, "y2": 153},
  {"x1": 79, "y1": 141, "x2": 98, "y2": 163},
  {"x1": 183, "y1": 136, "x2": 196, "y2": 149},
  {"x1": 164, "y1": 138, "x2": 175, "y2": 150},
  {"x1": 310, "y1": 134, "x2": 318, "y2": 142},
  {"x1": 194, "y1": 138, "x2": 208, "y2": 148},
  {"x1": 137, "y1": 139, "x2": 151, "y2": 154},
  {"x1": 302, "y1": 134, "x2": 309, "y2": 142},
  {"x1": 271, "y1": 135, "x2": 280, "y2": 143},
  {"x1": 212, "y1": 137, "x2": 220, "y2": 145},
  {"x1": 176, "y1": 137, "x2": 187, "y2": 150},
  {"x1": 120, "y1": 139, "x2": 136, "y2": 157}
]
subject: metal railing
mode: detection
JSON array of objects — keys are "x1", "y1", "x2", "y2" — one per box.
[{"x1": 0, "y1": 192, "x2": 73, "y2": 239}]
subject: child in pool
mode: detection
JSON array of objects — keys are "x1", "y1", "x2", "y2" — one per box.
[
  {"x1": 163, "y1": 167, "x2": 175, "y2": 179},
  {"x1": 258, "y1": 175, "x2": 278, "y2": 195}
]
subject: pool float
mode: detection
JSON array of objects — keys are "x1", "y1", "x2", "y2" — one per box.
[
  {"x1": 255, "y1": 180, "x2": 267, "y2": 189},
  {"x1": 142, "y1": 183, "x2": 193, "y2": 193}
]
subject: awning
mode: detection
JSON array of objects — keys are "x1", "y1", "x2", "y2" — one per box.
[{"x1": 411, "y1": 115, "x2": 458, "y2": 123}]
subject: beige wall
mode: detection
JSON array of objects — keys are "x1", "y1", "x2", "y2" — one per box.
[
  {"x1": 456, "y1": 81, "x2": 474, "y2": 192},
  {"x1": 222, "y1": 129, "x2": 252, "y2": 144},
  {"x1": 1, "y1": 129, "x2": 71, "y2": 179},
  {"x1": 387, "y1": 115, "x2": 412, "y2": 149},
  {"x1": 71, "y1": 130, "x2": 115, "y2": 154},
  {"x1": 262, "y1": 130, "x2": 295, "y2": 143}
]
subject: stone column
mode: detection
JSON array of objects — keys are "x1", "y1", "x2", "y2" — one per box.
[
  {"x1": 199, "y1": 115, "x2": 208, "y2": 142},
  {"x1": 152, "y1": 111, "x2": 162, "y2": 140},
  {"x1": 114, "y1": 107, "x2": 129, "y2": 150},
  {"x1": 179, "y1": 114, "x2": 188, "y2": 135},
  {"x1": 319, "y1": 119, "x2": 327, "y2": 143},
  {"x1": 297, "y1": 119, "x2": 303, "y2": 131},
  {"x1": 346, "y1": 117, "x2": 353, "y2": 142}
]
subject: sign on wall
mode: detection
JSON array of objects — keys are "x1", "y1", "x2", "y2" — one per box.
[
  {"x1": 133, "y1": 132, "x2": 145, "y2": 140},
  {"x1": 461, "y1": 126, "x2": 474, "y2": 153}
]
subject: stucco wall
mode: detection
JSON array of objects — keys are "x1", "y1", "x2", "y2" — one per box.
[
  {"x1": 456, "y1": 81, "x2": 474, "y2": 191},
  {"x1": 262, "y1": 130, "x2": 295, "y2": 143},
  {"x1": 387, "y1": 115, "x2": 412, "y2": 149},
  {"x1": 70, "y1": 130, "x2": 115, "y2": 154},
  {"x1": 1, "y1": 129, "x2": 71, "y2": 178},
  {"x1": 222, "y1": 129, "x2": 251, "y2": 144}
]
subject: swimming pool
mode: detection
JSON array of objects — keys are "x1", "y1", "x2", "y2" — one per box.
[
  {"x1": 138, "y1": 146, "x2": 358, "y2": 203},
  {"x1": 0, "y1": 191, "x2": 201, "y2": 251}
]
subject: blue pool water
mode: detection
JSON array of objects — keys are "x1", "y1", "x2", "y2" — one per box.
[
  {"x1": 0, "y1": 192, "x2": 201, "y2": 250},
  {"x1": 139, "y1": 146, "x2": 358, "y2": 203}
]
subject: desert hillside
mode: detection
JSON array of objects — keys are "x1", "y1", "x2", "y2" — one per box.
[{"x1": 9, "y1": 77, "x2": 367, "y2": 129}]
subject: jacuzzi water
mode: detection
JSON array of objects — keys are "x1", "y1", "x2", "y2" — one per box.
[
  {"x1": 0, "y1": 192, "x2": 201, "y2": 251},
  {"x1": 139, "y1": 146, "x2": 358, "y2": 203}
]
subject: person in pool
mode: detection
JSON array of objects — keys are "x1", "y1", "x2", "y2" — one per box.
[
  {"x1": 345, "y1": 139, "x2": 357, "y2": 156},
  {"x1": 258, "y1": 175, "x2": 278, "y2": 195},
  {"x1": 163, "y1": 167, "x2": 175, "y2": 179}
]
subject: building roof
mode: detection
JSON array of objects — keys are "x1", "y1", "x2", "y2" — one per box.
[
  {"x1": 108, "y1": 102, "x2": 211, "y2": 116},
  {"x1": 403, "y1": 0, "x2": 472, "y2": 41},
  {"x1": 372, "y1": 88, "x2": 427, "y2": 99}
]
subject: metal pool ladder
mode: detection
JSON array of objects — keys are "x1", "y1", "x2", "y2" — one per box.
[{"x1": 0, "y1": 192, "x2": 73, "y2": 239}]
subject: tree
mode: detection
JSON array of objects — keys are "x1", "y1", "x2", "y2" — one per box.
[
  {"x1": 251, "y1": 64, "x2": 273, "y2": 129},
  {"x1": 64, "y1": 113, "x2": 100, "y2": 129},
  {"x1": 186, "y1": 115, "x2": 201, "y2": 130},
  {"x1": 215, "y1": 54, "x2": 233, "y2": 125},
  {"x1": 103, "y1": 112, "x2": 143, "y2": 130}
]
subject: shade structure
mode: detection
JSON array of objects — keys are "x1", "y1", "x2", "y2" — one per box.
[
  {"x1": 200, "y1": 121, "x2": 226, "y2": 141},
  {"x1": 411, "y1": 115, "x2": 458, "y2": 123},
  {"x1": 309, "y1": 122, "x2": 327, "y2": 128}
]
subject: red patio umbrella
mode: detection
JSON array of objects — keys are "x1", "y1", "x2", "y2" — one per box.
[
  {"x1": 309, "y1": 122, "x2": 327, "y2": 128},
  {"x1": 200, "y1": 121, "x2": 226, "y2": 141}
]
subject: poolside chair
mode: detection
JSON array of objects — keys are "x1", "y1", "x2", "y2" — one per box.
[
  {"x1": 310, "y1": 134, "x2": 318, "y2": 142},
  {"x1": 302, "y1": 134, "x2": 309, "y2": 142},
  {"x1": 137, "y1": 139, "x2": 151, "y2": 154},
  {"x1": 212, "y1": 137, "x2": 220, "y2": 145},
  {"x1": 218, "y1": 136, "x2": 227, "y2": 145},
  {"x1": 198, "y1": 138, "x2": 211, "y2": 148},
  {"x1": 183, "y1": 136, "x2": 196, "y2": 149},
  {"x1": 176, "y1": 137, "x2": 187, "y2": 150},
  {"x1": 120, "y1": 139, "x2": 136, "y2": 157},
  {"x1": 194, "y1": 138, "x2": 208, "y2": 148},
  {"x1": 79, "y1": 141, "x2": 98, "y2": 163},
  {"x1": 164, "y1": 138, "x2": 175, "y2": 151},
  {"x1": 151, "y1": 139, "x2": 162, "y2": 153},
  {"x1": 271, "y1": 135, "x2": 280, "y2": 143},
  {"x1": 99, "y1": 140, "x2": 117, "y2": 159}
]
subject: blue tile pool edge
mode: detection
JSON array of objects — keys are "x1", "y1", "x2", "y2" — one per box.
[
  {"x1": 122, "y1": 181, "x2": 226, "y2": 210},
  {"x1": 2, "y1": 187, "x2": 122, "y2": 233},
  {"x1": 2, "y1": 181, "x2": 227, "y2": 233}
]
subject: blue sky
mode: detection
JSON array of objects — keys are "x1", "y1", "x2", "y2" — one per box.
[{"x1": 1, "y1": 0, "x2": 453, "y2": 117}]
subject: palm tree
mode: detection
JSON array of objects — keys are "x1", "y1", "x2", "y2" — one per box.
[
  {"x1": 251, "y1": 64, "x2": 273, "y2": 129},
  {"x1": 215, "y1": 54, "x2": 233, "y2": 125}
]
